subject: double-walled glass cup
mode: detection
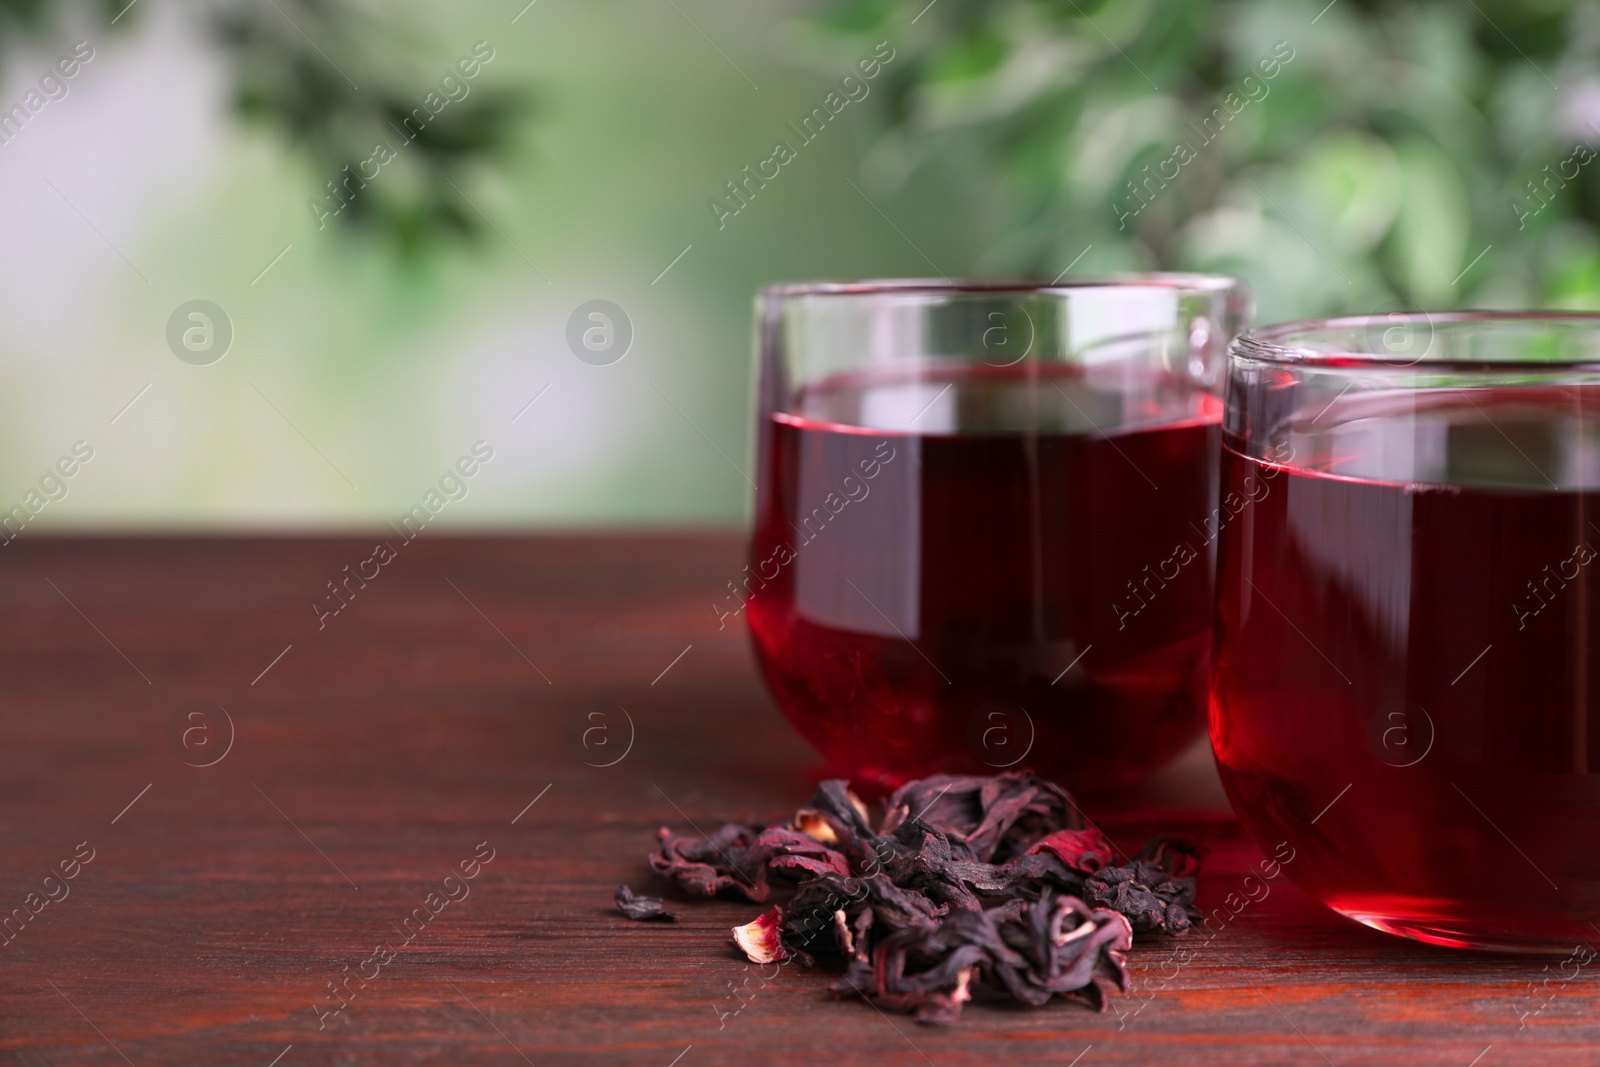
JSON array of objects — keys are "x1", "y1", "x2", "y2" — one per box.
[
  {"x1": 1213, "y1": 312, "x2": 1600, "y2": 952},
  {"x1": 746, "y1": 276, "x2": 1247, "y2": 793}
]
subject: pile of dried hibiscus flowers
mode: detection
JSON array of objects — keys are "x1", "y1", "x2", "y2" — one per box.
[{"x1": 616, "y1": 771, "x2": 1200, "y2": 1025}]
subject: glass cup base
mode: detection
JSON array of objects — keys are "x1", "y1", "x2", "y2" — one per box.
[{"x1": 1331, "y1": 899, "x2": 1593, "y2": 955}]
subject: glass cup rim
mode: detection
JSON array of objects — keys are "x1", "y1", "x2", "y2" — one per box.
[
  {"x1": 759, "y1": 273, "x2": 1242, "y2": 301},
  {"x1": 1233, "y1": 310, "x2": 1600, "y2": 372}
]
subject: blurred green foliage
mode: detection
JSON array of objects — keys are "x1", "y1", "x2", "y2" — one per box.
[
  {"x1": 19, "y1": 0, "x2": 1589, "y2": 314},
  {"x1": 213, "y1": 1, "x2": 529, "y2": 261},
  {"x1": 0, "y1": 0, "x2": 528, "y2": 260},
  {"x1": 810, "y1": 0, "x2": 1600, "y2": 319},
  {"x1": 0, "y1": 0, "x2": 121, "y2": 30}
]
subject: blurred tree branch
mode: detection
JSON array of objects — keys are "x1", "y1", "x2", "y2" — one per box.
[
  {"x1": 1, "y1": 0, "x2": 532, "y2": 262},
  {"x1": 809, "y1": 0, "x2": 1600, "y2": 318}
]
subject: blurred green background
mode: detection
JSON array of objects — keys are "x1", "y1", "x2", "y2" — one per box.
[{"x1": 0, "y1": 0, "x2": 1593, "y2": 529}]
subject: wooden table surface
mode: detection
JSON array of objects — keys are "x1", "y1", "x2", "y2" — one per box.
[{"x1": 1, "y1": 534, "x2": 1596, "y2": 1066}]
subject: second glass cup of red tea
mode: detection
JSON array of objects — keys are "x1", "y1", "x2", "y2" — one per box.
[
  {"x1": 1213, "y1": 312, "x2": 1600, "y2": 952},
  {"x1": 746, "y1": 277, "x2": 1247, "y2": 793}
]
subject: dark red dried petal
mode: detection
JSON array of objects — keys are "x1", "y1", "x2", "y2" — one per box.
[
  {"x1": 648, "y1": 822, "x2": 773, "y2": 902},
  {"x1": 1025, "y1": 828, "x2": 1114, "y2": 873},
  {"x1": 631, "y1": 772, "x2": 1198, "y2": 1027},
  {"x1": 880, "y1": 772, "x2": 1081, "y2": 863},
  {"x1": 1139, "y1": 835, "x2": 1205, "y2": 878},
  {"x1": 830, "y1": 889, "x2": 1131, "y2": 1025},
  {"x1": 754, "y1": 826, "x2": 852, "y2": 879},
  {"x1": 793, "y1": 779, "x2": 882, "y2": 871},
  {"x1": 1085, "y1": 836, "x2": 1202, "y2": 936}
]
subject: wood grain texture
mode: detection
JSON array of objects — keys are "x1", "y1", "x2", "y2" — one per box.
[{"x1": 0, "y1": 534, "x2": 1593, "y2": 1066}]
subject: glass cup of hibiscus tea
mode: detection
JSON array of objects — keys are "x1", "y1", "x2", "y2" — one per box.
[
  {"x1": 1212, "y1": 311, "x2": 1600, "y2": 952},
  {"x1": 745, "y1": 276, "x2": 1247, "y2": 794}
]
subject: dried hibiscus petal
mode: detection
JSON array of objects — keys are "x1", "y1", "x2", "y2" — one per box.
[
  {"x1": 994, "y1": 893, "x2": 1132, "y2": 1009},
  {"x1": 877, "y1": 820, "x2": 1011, "y2": 911},
  {"x1": 780, "y1": 870, "x2": 948, "y2": 967},
  {"x1": 732, "y1": 906, "x2": 788, "y2": 964},
  {"x1": 1139, "y1": 835, "x2": 1205, "y2": 878},
  {"x1": 1025, "y1": 828, "x2": 1113, "y2": 873},
  {"x1": 833, "y1": 923, "x2": 989, "y2": 1025},
  {"x1": 614, "y1": 884, "x2": 676, "y2": 922},
  {"x1": 794, "y1": 810, "x2": 838, "y2": 844},
  {"x1": 793, "y1": 780, "x2": 881, "y2": 870},
  {"x1": 832, "y1": 908, "x2": 852, "y2": 956},
  {"x1": 632, "y1": 772, "x2": 1202, "y2": 1026},
  {"x1": 880, "y1": 772, "x2": 1080, "y2": 863},
  {"x1": 754, "y1": 827, "x2": 852, "y2": 880},
  {"x1": 833, "y1": 891, "x2": 1130, "y2": 1025},
  {"x1": 1085, "y1": 837, "x2": 1202, "y2": 936},
  {"x1": 648, "y1": 821, "x2": 773, "y2": 902}
]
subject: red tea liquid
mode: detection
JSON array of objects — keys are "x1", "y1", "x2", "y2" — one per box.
[
  {"x1": 746, "y1": 364, "x2": 1221, "y2": 793},
  {"x1": 1212, "y1": 385, "x2": 1600, "y2": 950}
]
